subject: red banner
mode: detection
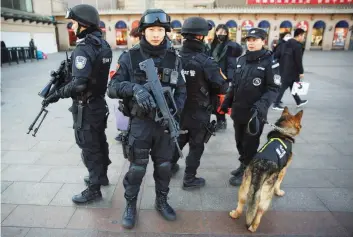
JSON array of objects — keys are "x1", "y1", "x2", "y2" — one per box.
[{"x1": 247, "y1": 0, "x2": 352, "y2": 4}]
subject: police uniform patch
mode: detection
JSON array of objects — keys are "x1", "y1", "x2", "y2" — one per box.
[
  {"x1": 75, "y1": 56, "x2": 87, "y2": 70},
  {"x1": 253, "y1": 77, "x2": 262, "y2": 86},
  {"x1": 274, "y1": 74, "x2": 281, "y2": 86}
]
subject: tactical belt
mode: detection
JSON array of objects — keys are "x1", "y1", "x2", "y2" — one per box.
[{"x1": 75, "y1": 92, "x2": 104, "y2": 104}]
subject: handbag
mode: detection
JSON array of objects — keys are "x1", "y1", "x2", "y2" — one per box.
[{"x1": 291, "y1": 81, "x2": 310, "y2": 96}]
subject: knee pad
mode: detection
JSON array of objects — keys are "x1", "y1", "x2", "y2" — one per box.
[
  {"x1": 126, "y1": 164, "x2": 147, "y2": 185},
  {"x1": 155, "y1": 161, "x2": 172, "y2": 178}
]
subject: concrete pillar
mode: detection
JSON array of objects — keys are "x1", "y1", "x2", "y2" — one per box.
[
  {"x1": 344, "y1": 28, "x2": 352, "y2": 50},
  {"x1": 305, "y1": 21, "x2": 313, "y2": 51}
]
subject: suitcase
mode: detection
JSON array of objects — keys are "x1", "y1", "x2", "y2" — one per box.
[{"x1": 114, "y1": 100, "x2": 129, "y2": 131}]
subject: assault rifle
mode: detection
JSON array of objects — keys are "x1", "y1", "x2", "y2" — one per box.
[
  {"x1": 139, "y1": 58, "x2": 183, "y2": 158},
  {"x1": 27, "y1": 52, "x2": 71, "y2": 137}
]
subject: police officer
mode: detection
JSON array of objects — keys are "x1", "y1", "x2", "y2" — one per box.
[
  {"x1": 107, "y1": 9, "x2": 186, "y2": 229},
  {"x1": 170, "y1": 17, "x2": 228, "y2": 189},
  {"x1": 221, "y1": 28, "x2": 280, "y2": 186},
  {"x1": 42, "y1": 4, "x2": 113, "y2": 203}
]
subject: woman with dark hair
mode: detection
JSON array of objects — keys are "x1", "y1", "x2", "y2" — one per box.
[
  {"x1": 129, "y1": 27, "x2": 142, "y2": 47},
  {"x1": 209, "y1": 24, "x2": 243, "y2": 131}
]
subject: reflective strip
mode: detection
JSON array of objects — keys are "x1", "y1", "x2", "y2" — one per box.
[
  {"x1": 272, "y1": 63, "x2": 279, "y2": 68},
  {"x1": 259, "y1": 138, "x2": 287, "y2": 153}
]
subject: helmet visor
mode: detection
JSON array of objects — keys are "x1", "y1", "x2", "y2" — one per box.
[{"x1": 141, "y1": 12, "x2": 170, "y2": 24}]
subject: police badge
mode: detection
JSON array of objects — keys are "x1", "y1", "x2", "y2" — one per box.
[
  {"x1": 75, "y1": 56, "x2": 87, "y2": 70},
  {"x1": 253, "y1": 77, "x2": 261, "y2": 86},
  {"x1": 274, "y1": 74, "x2": 281, "y2": 86}
]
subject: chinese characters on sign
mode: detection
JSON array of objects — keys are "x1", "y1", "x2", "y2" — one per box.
[{"x1": 247, "y1": 0, "x2": 352, "y2": 4}]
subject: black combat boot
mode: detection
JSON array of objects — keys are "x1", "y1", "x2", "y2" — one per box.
[
  {"x1": 122, "y1": 196, "x2": 137, "y2": 229},
  {"x1": 72, "y1": 185, "x2": 102, "y2": 204},
  {"x1": 182, "y1": 174, "x2": 206, "y2": 190},
  {"x1": 229, "y1": 167, "x2": 245, "y2": 187},
  {"x1": 171, "y1": 163, "x2": 180, "y2": 175},
  {"x1": 155, "y1": 190, "x2": 176, "y2": 221},
  {"x1": 230, "y1": 163, "x2": 246, "y2": 177}
]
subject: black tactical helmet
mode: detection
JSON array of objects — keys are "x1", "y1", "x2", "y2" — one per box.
[
  {"x1": 181, "y1": 17, "x2": 212, "y2": 36},
  {"x1": 138, "y1": 9, "x2": 171, "y2": 32},
  {"x1": 65, "y1": 4, "x2": 100, "y2": 28}
]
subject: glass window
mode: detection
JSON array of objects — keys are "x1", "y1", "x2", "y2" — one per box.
[
  {"x1": 7, "y1": 0, "x2": 33, "y2": 12},
  {"x1": 116, "y1": 29, "x2": 128, "y2": 46},
  {"x1": 1, "y1": 0, "x2": 13, "y2": 9}
]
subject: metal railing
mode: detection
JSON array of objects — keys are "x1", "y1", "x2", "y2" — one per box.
[{"x1": 1, "y1": 47, "x2": 38, "y2": 66}]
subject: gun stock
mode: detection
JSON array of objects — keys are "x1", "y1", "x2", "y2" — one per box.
[{"x1": 139, "y1": 58, "x2": 183, "y2": 158}]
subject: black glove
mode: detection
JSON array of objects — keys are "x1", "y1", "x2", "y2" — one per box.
[
  {"x1": 132, "y1": 84, "x2": 156, "y2": 112},
  {"x1": 42, "y1": 91, "x2": 60, "y2": 107}
]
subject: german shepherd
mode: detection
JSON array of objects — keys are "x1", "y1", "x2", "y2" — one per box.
[{"x1": 229, "y1": 106, "x2": 303, "y2": 233}]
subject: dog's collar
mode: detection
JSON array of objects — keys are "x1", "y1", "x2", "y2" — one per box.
[{"x1": 265, "y1": 121, "x2": 295, "y2": 139}]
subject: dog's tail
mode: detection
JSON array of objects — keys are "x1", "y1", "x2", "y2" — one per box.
[{"x1": 246, "y1": 160, "x2": 278, "y2": 227}]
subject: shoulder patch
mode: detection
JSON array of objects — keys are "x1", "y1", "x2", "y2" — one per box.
[{"x1": 75, "y1": 56, "x2": 87, "y2": 70}]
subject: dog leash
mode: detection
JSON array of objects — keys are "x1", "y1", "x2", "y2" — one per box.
[{"x1": 247, "y1": 110, "x2": 294, "y2": 138}]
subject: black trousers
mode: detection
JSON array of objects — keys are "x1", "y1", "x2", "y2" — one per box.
[
  {"x1": 72, "y1": 98, "x2": 111, "y2": 187},
  {"x1": 216, "y1": 112, "x2": 226, "y2": 122},
  {"x1": 233, "y1": 121, "x2": 264, "y2": 166},
  {"x1": 123, "y1": 117, "x2": 174, "y2": 199},
  {"x1": 274, "y1": 81, "x2": 302, "y2": 105},
  {"x1": 171, "y1": 127, "x2": 206, "y2": 176}
]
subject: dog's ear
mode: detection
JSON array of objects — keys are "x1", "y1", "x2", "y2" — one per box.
[
  {"x1": 282, "y1": 106, "x2": 290, "y2": 116},
  {"x1": 294, "y1": 110, "x2": 303, "y2": 122}
]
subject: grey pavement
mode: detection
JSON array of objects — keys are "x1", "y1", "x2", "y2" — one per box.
[{"x1": 1, "y1": 50, "x2": 353, "y2": 236}]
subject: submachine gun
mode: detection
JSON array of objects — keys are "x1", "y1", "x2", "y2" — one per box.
[{"x1": 27, "y1": 52, "x2": 72, "y2": 137}]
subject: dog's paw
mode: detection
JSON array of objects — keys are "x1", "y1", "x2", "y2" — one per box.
[
  {"x1": 229, "y1": 210, "x2": 240, "y2": 219},
  {"x1": 248, "y1": 225, "x2": 257, "y2": 233},
  {"x1": 275, "y1": 189, "x2": 285, "y2": 197}
]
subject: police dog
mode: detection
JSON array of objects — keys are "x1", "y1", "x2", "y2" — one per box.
[{"x1": 229, "y1": 107, "x2": 303, "y2": 233}]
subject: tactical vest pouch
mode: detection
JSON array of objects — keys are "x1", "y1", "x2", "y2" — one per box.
[
  {"x1": 170, "y1": 70, "x2": 179, "y2": 87},
  {"x1": 203, "y1": 120, "x2": 216, "y2": 143},
  {"x1": 162, "y1": 68, "x2": 171, "y2": 83}
]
